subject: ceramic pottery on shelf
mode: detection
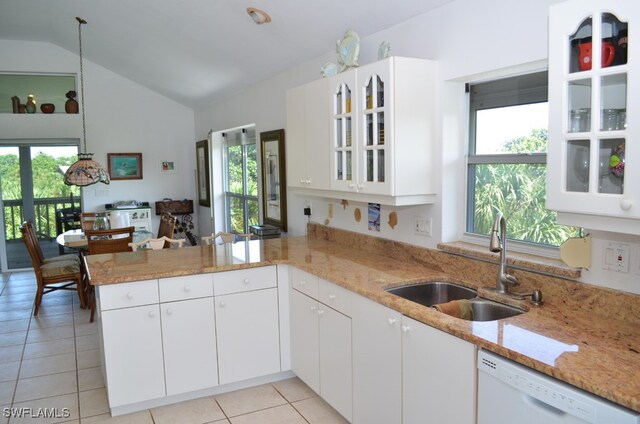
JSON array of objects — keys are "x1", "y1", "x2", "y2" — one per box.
[
  {"x1": 40, "y1": 103, "x2": 55, "y2": 114},
  {"x1": 25, "y1": 95, "x2": 36, "y2": 114},
  {"x1": 11, "y1": 96, "x2": 20, "y2": 113},
  {"x1": 65, "y1": 90, "x2": 79, "y2": 114}
]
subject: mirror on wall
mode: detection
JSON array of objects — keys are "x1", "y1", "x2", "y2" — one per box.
[{"x1": 260, "y1": 129, "x2": 287, "y2": 231}]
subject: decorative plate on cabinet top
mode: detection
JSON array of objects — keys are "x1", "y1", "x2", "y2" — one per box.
[
  {"x1": 336, "y1": 29, "x2": 360, "y2": 69},
  {"x1": 378, "y1": 41, "x2": 391, "y2": 60}
]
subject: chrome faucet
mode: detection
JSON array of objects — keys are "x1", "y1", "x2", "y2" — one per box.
[{"x1": 489, "y1": 211, "x2": 519, "y2": 294}]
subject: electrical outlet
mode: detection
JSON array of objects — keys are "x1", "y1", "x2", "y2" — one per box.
[
  {"x1": 602, "y1": 242, "x2": 630, "y2": 273},
  {"x1": 635, "y1": 248, "x2": 640, "y2": 275},
  {"x1": 328, "y1": 203, "x2": 334, "y2": 219},
  {"x1": 414, "y1": 216, "x2": 432, "y2": 237},
  {"x1": 95, "y1": 188, "x2": 109, "y2": 197}
]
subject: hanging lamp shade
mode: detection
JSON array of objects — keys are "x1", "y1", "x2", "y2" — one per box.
[
  {"x1": 63, "y1": 17, "x2": 110, "y2": 187},
  {"x1": 64, "y1": 153, "x2": 110, "y2": 186}
]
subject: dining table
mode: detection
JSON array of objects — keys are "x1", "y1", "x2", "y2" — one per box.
[{"x1": 56, "y1": 228, "x2": 153, "y2": 251}]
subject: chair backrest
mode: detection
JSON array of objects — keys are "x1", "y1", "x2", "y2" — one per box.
[
  {"x1": 129, "y1": 236, "x2": 186, "y2": 251},
  {"x1": 20, "y1": 221, "x2": 44, "y2": 269},
  {"x1": 80, "y1": 212, "x2": 98, "y2": 231},
  {"x1": 85, "y1": 226, "x2": 135, "y2": 255},
  {"x1": 201, "y1": 231, "x2": 252, "y2": 245},
  {"x1": 157, "y1": 213, "x2": 177, "y2": 248}
]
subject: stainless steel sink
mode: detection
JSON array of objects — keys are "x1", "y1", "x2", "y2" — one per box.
[
  {"x1": 385, "y1": 281, "x2": 477, "y2": 307},
  {"x1": 385, "y1": 281, "x2": 525, "y2": 321},
  {"x1": 468, "y1": 298, "x2": 524, "y2": 321}
]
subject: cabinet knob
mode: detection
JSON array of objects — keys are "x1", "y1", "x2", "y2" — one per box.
[
  {"x1": 402, "y1": 325, "x2": 411, "y2": 333},
  {"x1": 310, "y1": 305, "x2": 317, "y2": 312},
  {"x1": 166, "y1": 308, "x2": 173, "y2": 315},
  {"x1": 148, "y1": 310, "x2": 155, "y2": 318},
  {"x1": 328, "y1": 294, "x2": 336, "y2": 300},
  {"x1": 183, "y1": 285, "x2": 191, "y2": 292},
  {"x1": 357, "y1": 184, "x2": 364, "y2": 191},
  {"x1": 306, "y1": 179, "x2": 311, "y2": 185},
  {"x1": 126, "y1": 292, "x2": 134, "y2": 299},
  {"x1": 388, "y1": 317, "x2": 397, "y2": 326},
  {"x1": 300, "y1": 280, "x2": 306, "y2": 286},
  {"x1": 348, "y1": 183, "x2": 356, "y2": 189},
  {"x1": 318, "y1": 309, "x2": 325, "y2": 316},
  {"x1": 219, "y1": 301, "x2": 226, "y2": 308},
  {"x1": 620, "y1": 199, "x2": 632, "y2": 211},
  {"x1": 243, "y1": 278, "x2": 250, "y2": 285}
]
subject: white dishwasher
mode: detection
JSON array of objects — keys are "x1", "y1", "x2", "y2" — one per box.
[{"x1": 478, "y1": 350, "x2": 640, "y2": 424}]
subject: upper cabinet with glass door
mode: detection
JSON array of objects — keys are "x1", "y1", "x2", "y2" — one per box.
[
  {"x1": 548, "y1": 0, "x2": 640, "y2": 232},
  {"x1": 329, "y1": 57, "x2": 437, "y2": 204}
]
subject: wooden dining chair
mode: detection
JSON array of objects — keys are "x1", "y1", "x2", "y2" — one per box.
[
  {"x1": 85, "y1": 226, "x2": 135, "y2": 322},
  {"x1": 85, "y1": 226, "x2": 135, "y2": 255},
  {"x1": 20, "y1": 222, "x2": 87, "y2": 315},
  {"x1": 201, "y1": 231, "x2": 252, "y2": 245},
  {"x1": 157, "y1": 213, "x2": 177, "y2": 248},
  {"x1": 129, "y1": 236, "x2": 185, "y2": 251}
]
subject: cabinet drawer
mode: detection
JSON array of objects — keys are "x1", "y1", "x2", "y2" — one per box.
[
  {"x1": 98, "y1": 279, "x2": 159, "y2": 311},
  {"x1": 159, "y1": 273, "x2": 214, "y2": 302},
  {"x1": 319, "y1": 279, "x2": 352, "y2": 316},
  {"x1": 213, "y1": 266, "x2": 277, "y2": 296},
  {"x1": 290, "y1": 267, "x2": 319, "y2": 299}
]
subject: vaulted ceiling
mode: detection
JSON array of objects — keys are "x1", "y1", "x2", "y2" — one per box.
[{"x1": 0, "y1": 0, "x2": 453, "y2": 108}]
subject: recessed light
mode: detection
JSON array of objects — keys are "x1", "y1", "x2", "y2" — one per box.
[{"x1": 246, "y1": 7, "x2": 271, "y2": 25}]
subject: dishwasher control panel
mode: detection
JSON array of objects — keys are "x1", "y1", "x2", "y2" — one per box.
[{"x1": 478, "y1": 350, "x2": 640, "y2": 424}]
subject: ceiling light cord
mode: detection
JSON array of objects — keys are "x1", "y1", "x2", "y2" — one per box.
[{"x1": 77, "y1": 17, "x2": 88, "y2": 154}]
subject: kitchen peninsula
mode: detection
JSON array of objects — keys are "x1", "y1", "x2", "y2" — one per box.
[{"x1": 85, "y1": 223, "x2": 640, "y2": 418}]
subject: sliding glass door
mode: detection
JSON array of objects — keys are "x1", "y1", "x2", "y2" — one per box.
[{"x1": 0, "y1": 144, "x2": 80, "y2": 270}]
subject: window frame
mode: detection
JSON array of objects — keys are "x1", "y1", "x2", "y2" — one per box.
[
  {"x1": 464, "y1": 70, "x2": 566, "y2": 254},
  {"x1": 222, "y1": 129, "x2": 258, "y2": 234}
]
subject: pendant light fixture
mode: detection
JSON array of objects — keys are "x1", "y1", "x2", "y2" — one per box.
[{"x1": 64, "y1": 17, "x2": 110, "y2": 187}]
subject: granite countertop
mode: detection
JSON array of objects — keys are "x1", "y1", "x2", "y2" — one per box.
[{"x1": 85, "y1": 234, "x2": 640, "y2": 413}]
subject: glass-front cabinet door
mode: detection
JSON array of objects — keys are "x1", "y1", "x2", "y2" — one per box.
[
  {"x1": 330, "y1": 70, "x2": 356, "y2": 192},
  {"x1": 548, "y1": 0, "x2": 639, "y2": 226}
]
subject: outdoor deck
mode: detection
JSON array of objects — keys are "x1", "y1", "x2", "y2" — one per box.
[{"x1": 6, "y1": 238, "x2": 70, "y2": 270}]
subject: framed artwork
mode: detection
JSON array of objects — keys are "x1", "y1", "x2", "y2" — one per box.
[
  {"x1": 161, "y1": 160, "x2": 176, "y2": 174},
  {"x1": 107, "y1": 153, "x2": 143, "y2": 180},
  {"x1": 196, "y1": 139, "x2": 210, "y2": 207},
  {"x1": 260, "y1": 129, "x2": 287, "y2": 231}
]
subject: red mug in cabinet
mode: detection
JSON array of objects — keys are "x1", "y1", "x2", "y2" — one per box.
[{"x1": 577, "y1": 38, "x2": 616, "y2": 71}]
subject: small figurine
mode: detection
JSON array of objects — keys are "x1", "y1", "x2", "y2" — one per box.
[{"x1": 378, "y1": 41, "x2": 391, "y2": 60}]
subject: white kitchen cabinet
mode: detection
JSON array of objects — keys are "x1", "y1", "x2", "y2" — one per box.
[
  {"x1": 329, "y1": 56, "x2": 437, "y2": 205},
  {"x1": 215, "y1": 287, "x2": 280, "y2": 385},
  {"x1": 402, "y1": 316, "x2": 477, "y2": 424},
  {"x1": 286, "y1": 77, "x2": 331, "y2": 190},
  {"x1": 101, "y1": 304, "x2": 165, "y2": 407},
  {"x1": 290, "y1": 277, "x2": 353, "y2": 422},
  {"x1": 161, "y1": 297, "x2": 218, "y2": 396},
  {"x1": 290, "y1": 288, "x2": 321, "y2": 393},
  {"x1": 548, "y1": 0, "x2": 640, "y2": 233},
  {"x1": 351, "y1": 293, "x2": 402, "y2": 424}
]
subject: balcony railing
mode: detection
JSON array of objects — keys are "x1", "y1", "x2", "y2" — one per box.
[{"x1": 4, "y1": 197, "x2": 81, "y2": 241}]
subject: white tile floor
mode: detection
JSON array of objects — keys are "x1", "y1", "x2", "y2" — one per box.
[{"x1": 0, "y1": 271, "x2": 349, "y2": 424}]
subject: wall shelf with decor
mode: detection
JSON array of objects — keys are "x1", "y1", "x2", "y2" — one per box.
[{"x1": 0, "y1": 73, "x2": 78, "y2": 114}]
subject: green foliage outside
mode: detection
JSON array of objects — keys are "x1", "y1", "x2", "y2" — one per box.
[
  {"x1": 0, "y1": 151, "x2": 80, "y2": 240},
  {"x1": 226, "y1": 144, "x2": 258, "y2": 233},
  {"x1": 472, "y1": 128, "x2": 581, "y2": 246}
]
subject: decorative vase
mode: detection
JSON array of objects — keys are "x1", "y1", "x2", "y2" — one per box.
[
  {"x1": 40, "y1": 103, "x2": 55, "y2": 114},
  {"x1": 18, "y1": 104, "x2": 26, "y2": 113},
  {"x1": 25, "y1": 95, "x2": 36, "y2": 114},
  {"x1": 65, "y1": 90, "x2": 79, "y2": 114},
  {"x1": 11, "y1": 96, "x2": 20, "y2": 114}
]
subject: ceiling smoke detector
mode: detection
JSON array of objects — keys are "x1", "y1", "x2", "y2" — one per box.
[{"x1": 246, "y1": 7, "x2": 271, "y2": 25}]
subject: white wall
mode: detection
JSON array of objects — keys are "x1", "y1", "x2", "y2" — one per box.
[
  {"x1": 0, "y1": 39, "x2": 196, "y2": 233},
  {"x1": 194, "y1": 0, "x2": 640, "y2": 294}
]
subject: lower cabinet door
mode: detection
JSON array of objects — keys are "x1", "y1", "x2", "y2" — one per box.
[
  {"x1": 161, "y1": 297, "x2": 218, "y2": 395},
  {"x1": 215, "y1": 288, "x2": 281, "y2": 384},
  {"x1": 402, "y1": 316, "x2": 477, "y2": 424},
  {"x1": 319, "y1": 305, "x2": 352, "y2": 422},
  {"x1": 101, "y1": 304, "x2": 165, "y2": 407},
  {"x1": 290, "y1": 289, "x2": 320, "y2": 393},
  {"x1": 352, "y1": 294, "x2": 402, "y2": 424}
]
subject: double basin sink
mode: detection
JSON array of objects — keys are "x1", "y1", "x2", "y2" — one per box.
[{"x1": 385, "y1": 281, "x2": 524, "y2": 322}]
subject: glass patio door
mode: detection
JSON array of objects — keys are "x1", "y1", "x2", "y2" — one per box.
[{"x1": 0, "y1": 144, "x2": 80, "y2": 270}]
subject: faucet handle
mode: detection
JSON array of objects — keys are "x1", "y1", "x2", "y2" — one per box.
[{"x1": 503, "y1": 273, "x2": 519, "y2": 286}]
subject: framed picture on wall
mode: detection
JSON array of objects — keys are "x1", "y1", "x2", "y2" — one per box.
[
  {"x1": 161, "y1": 160, "x2": 176, "y2": 174},
  {"x1": 196, "y1": 140, "x2": 210, "y2": 207},
  {"x1": 107, "y1": 153, "x2": 143, "y2": 180}
]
